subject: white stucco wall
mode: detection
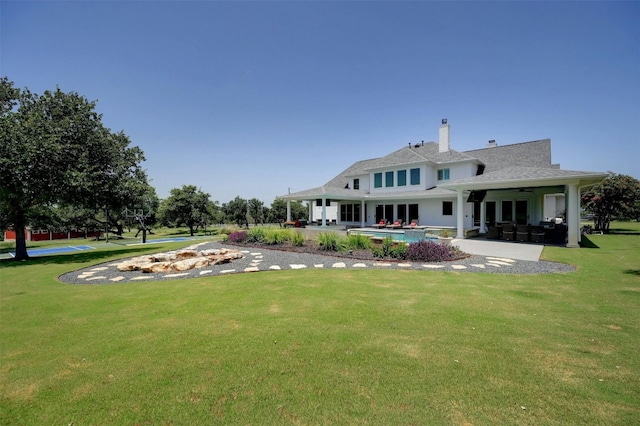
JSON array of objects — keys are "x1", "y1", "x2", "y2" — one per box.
[
  {"x1": 544, "y1": 193, "x2": 565, "y2": 221},
  {"x1": 311, "y1": 202, "x2": 338, "y2": 222}
]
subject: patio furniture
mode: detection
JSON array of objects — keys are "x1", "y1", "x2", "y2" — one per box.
[
  {"x1": 485, "y1": 226, "x2": 502, "y2": 239},
  {"x1": 371, "y1": 220, "x2": 388, "y2": 229},
  {"x1": 403, "y1": 219, "x2": 427, "y2": 229},
  {"x1": 501, "y1": 223, "x2": 515, "y2": 241},
  {"x1": 516, "y1": 224, "x2": 530, "y2": 242},
  {"x1": 386, "y1": 220, "x2": 404, "y2": 229},
  {"x1": 551, "y1": 224, "x2": 568, "y2": 245},
  {"x1": 530, "y1": 226, "x2": 545, "y2": 243}
]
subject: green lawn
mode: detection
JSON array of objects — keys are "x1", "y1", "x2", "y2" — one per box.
[{"x1": 1, "y1": 224, "x2": 639, "y2": 425}]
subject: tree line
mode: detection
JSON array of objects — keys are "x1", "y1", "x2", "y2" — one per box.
[
  {"x1": 2, "y1": 78, "x2": 638, "y2": 260},
  {"x1": 0, "y1": 78, "x2": 306, "y2": 260}
]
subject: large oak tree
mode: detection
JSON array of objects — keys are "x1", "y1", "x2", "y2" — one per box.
[
  {"x1": 157, "y1": 185, "x2": 217, "y2": 236},
  {"x1": 0, "y1": 77, "x2": 148, "y2": 260}
]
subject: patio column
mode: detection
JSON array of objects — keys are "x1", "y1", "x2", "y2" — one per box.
[
  {"x1": 321, "y1": 197, "x2": 327, "y2": 227},
  {"x1": 456, "y1": 190, "x2": 464, "y2": 239},
  {"x1": 361, "y1": 200, "x2": 365, "y2": 228},
  {"x1": 286, "y1": 200, "x2": 291, "y2": 222},
  {"x1": 480, "y1": 199, "x2": 487, "y2": 233},
  {"x1": 566, "y1": 183, "x2": 580, "y2": 248}
]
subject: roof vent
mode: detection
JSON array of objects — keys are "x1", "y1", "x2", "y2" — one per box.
[{"x1": 487, "y1": 140, "x2": 497, "y2": 148}]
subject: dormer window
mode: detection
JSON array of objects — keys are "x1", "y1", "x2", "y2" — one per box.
[
  {"x1": 353, "y1": 178, "x2": 360, "y2": 190},
  {"x1": 437, "y1": 168, "x2": 450, "y2": 181}
]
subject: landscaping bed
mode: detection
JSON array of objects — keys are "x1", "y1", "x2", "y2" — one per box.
[{"x1": 225, "y1": 227, "x2": 469, "y2": 263}]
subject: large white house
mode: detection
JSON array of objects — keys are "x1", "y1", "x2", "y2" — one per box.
[{"x1": 278, "y1": 120, "x2": 607, "y2": 247}]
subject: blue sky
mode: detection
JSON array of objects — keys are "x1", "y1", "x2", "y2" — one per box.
[{"x1": 2, "y1": 1, "x2": 638, "y2": 204}]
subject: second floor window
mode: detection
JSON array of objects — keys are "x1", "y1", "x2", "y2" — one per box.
[
  {"x1": 374, "y1": 173, "x2": 382, "y2": 188},
  {"x1": 437, "y1": 168, "x2": 450, "y2": 181},
  {"x1": 410, "y1": 168, "x2": 420, "y2": 185},
  {"x1": 353, "y1": 178, "x2": 360, "y2": 190},
  {"x1": 385, "y1": 171, "x2": 394, "y2": 187},
  {"x1": 397, "y1": 170, "x2": 407, "y2": 186}
]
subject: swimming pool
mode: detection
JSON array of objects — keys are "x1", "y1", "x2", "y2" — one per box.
[{"x1": 347, "y1": 228, "x2": 440, "y2": 244}]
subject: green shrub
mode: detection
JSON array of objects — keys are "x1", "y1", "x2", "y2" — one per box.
[
  {"x1": 317, "y1": 232, "x2": 341, "y2": 251},
  {"x1": 246, "y1": 227, "x2": 266, "y2": 243},
  {"x1": 372, "y1": 237, "x2": 407, "y2": 259},
  {"x1": 346, "y1": 234, "x2": 373, "y2": 250},
  {"x1": 291, "y1": 231, "x2": 305, "y2": 247},
  {"x1": 390, "y1": 242, "x2": 408, "y2": 259},
  {"x1": 263, "y1": 228, "x2": 289, "y2": 245},
  {"x1": 218, "y1": 226, "x2": 237, "y2": 236}
]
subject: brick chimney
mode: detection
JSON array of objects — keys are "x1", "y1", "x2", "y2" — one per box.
[{"x1": 439, "y1": 118, "x2": 450, "y2": 153}]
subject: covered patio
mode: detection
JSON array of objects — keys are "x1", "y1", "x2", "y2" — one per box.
[{"x1": 440, "y1": 167, "x2": 608, "y2": 247}]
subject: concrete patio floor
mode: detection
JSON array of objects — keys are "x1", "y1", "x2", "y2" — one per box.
[{"x1": 452, "y1": 238, "x2": 544, "y2": 261}]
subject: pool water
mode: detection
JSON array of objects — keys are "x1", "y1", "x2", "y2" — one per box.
[{"x1": 348, "y1": 229, "x2": 439, "y2": 244}]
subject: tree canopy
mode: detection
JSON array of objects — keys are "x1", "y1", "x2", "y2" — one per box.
[
  {"x1": 157, "y1": 185, "x2": 217, "y2": 236},
  {"x1": 0, "y1": 77, "x2": 148, "y2": 259},
  {"x1": 581, "y1": 173, "x2": 640, "y2": 232},
  {"x1": 267, "y1": 199, "x2": 307, "y2": 223},
  {"x1": 223, "y1": 196, "x2": 249, "y2": 228},
  {"x1": 247, "y1": 198, "x2": 265, "y2": 225}
]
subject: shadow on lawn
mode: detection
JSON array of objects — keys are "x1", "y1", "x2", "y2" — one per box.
[
  {"x1": 623, "y1": 269, "x2": 640, "y2": 277},
  {"x1": 0, "y1": 246, "x2": 153, "y2": 268},
  {"x1": 580, "y1": 235, "x2": 600, "y2": 248},
  {"x1": 609, "y1": 229, "x2": 640, "y2": 235}
]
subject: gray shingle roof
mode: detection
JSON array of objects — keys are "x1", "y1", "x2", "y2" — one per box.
[
  {"x1": 282, "y1": 185, "x2": 368, "y2": 200},
  {"x1": 463, "y1": 139, "x2": 552, "y2": 172},
  {"x1": 324, "y1": 158, "x2": 380, "y2": 188},
  {"x1": 440, "y1": 166, "x2": 607, "y2": 189},
  {"x1": 362, "y1": 142, "x2": 479, "y2": 170},
  {"x1": 277, "y1": 136, "x2": 605, "y2": 200}
]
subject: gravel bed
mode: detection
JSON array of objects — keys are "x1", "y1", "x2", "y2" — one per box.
[{"x1": 58, "y1": 241, "x2": 575, "y2": 285}]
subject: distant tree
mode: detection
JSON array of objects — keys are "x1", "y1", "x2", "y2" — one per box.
[
  {"x1": 157, "y1": 185, "x2": 215, "y2": 236},
  {"x1": 267, "y1": 199, "x2": 307, "y2": 223},
  {"x1": 123, "y1": 185, "x2": 160, "y2": 242},
  {"x1": 0, "y1": 77, "x2": 148, "y2": 260},
  {"x1": 581, "y1": 173, "x2": 640, "y2": 232},
  {"x1": 224, "y1": 196, "x2": 249, "y2": 228},
  {"x1": 247, "y1": 198, "x2": 265, "y2": 225}
]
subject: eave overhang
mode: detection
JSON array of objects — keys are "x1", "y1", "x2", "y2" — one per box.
[{"x1": 439, "y1": 167, "x2": 609, "y2": 191}]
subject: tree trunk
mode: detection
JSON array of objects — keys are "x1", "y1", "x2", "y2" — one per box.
[{"x1": 13, "y1": 217, "x2": 29, "y2": 261}]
